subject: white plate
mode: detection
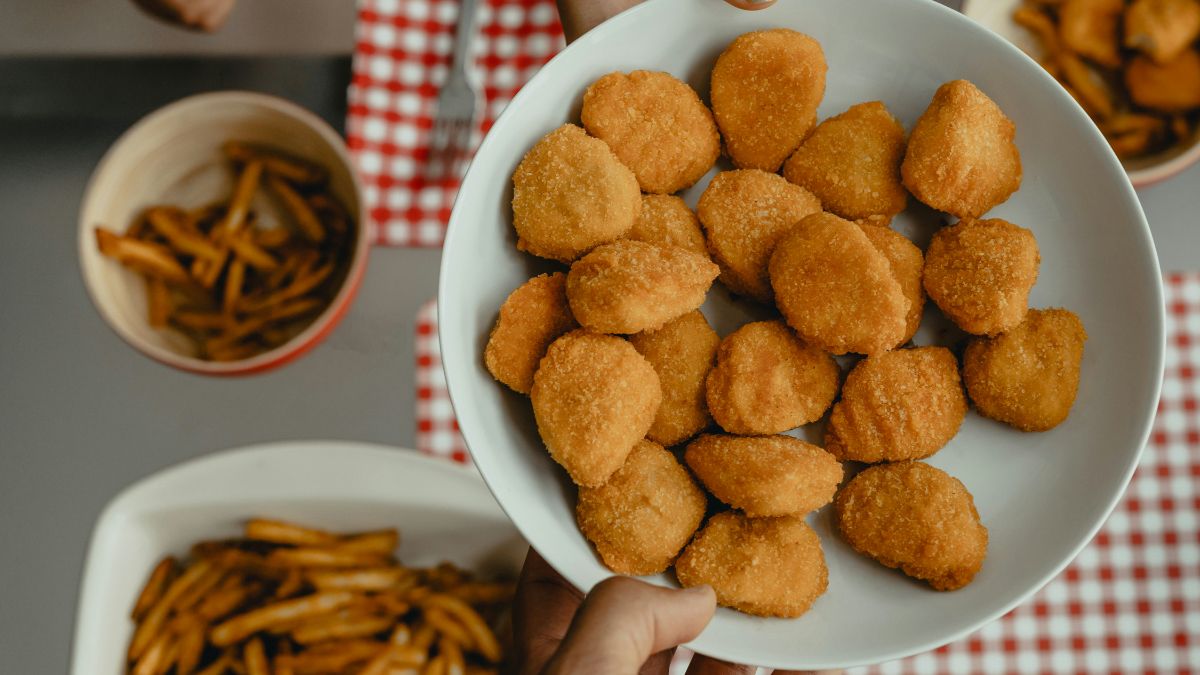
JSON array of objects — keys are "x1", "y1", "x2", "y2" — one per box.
[
  {"x1": 962, "y1": 0, "x2": 1200, "y2": 187},
  {"x1": 439, "y1": 0, "x2": 1164, "y2": 669},
  {"x1": 69, "y1": 442, "x2": 524, "y2": 675}
]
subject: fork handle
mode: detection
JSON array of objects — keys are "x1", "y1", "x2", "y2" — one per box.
[{"x1": 450, "y1": 0, "x2": 480, "y2": 72}]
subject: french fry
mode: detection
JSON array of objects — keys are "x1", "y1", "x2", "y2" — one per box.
[
  {"x1": 210, "y1": 591, "x2": 358, "y2": 647},
  {"x1": 439, "y1": 638, "x2": 465, "y2": 675},
  {"x1": 238, "y1": 262, "x2": 333, "y2": 313},
  {"x1": 449, "y1": 582, "x2": 515, "y2": 605},
  {"x1": 96, "y1": 228, "x2": 190, "y2": 284},
  {"x1": 208, "y1": 343, "x2": 262, "y2": 363},
  {"x1": 129, "y1": 558, "x2": 213, "y2": 661},
  {"x1": 132, "y1": 557, "x2": 176, "y2": 620},
  {"x1": 224, "y1": 259, "x2": 246, "y2": 316},
  {"x1": 244, "y1": 637, "x2": 270, "y2": 675},
  {"x1": 245, "y1": 519, "x2": 338, "y2": 546},
  {"x1": 173, "y1": 566, "x2": 228, "y2": 613},
  {"x1": 197, "y1": 579, "x2": 261, "y2": 621},
  {"x1": 421, "y1": 607, "x2": 473, "y2": 650},
  {"x1": 147, "y1": 208, "x2": 223, "y2": 262},
  {"x1": 308, "y1": 194, "x2": 349, "y2": 235},
  {"x1": 1101, "y1": 112, "x2": 1166, "y2": 135},
  {"x1": 274, "y1": 568, "x2": 305, "y2": 600},
  {"x1": 220, "y1": 161, "x2": 264, "y2": 235},
  {"x1": 273, "y1": 641, "x2": 295, "y2": 675},
  {"x1": 1058, "y1": 50, "x2": 1115, "y2": 117},
  {"x1": 422, "y1": 655, "x2": 447, "y2": 675},
  {"x1": 228, "y1": 233, "x2": 280, "y2": 271},
  {"x1": 307, "y1": 568, "x2": 409, "y2": 592},
  {"x1": 281, "y1": 639, "x2": 384, "y2": 674},
  {"x1": 390, "y1": 625, "x2": 412, "y2": 646},
  {"x1": 422, "y1": 595, "x2": 502, "y2": 663},
  {"x1": 175, "y1": 619, "x2": 207, "y2": 675},
  {"x1": 131, "y1": 630, "x2": 173, "y2": 675},
  {"x1": 411, "y1": 623, "x2": 437, "y2": 654},
  {"x1": 267, "y1": 547, "x2": 390, "y2": 569},
  {"x1": 194, "y1": 650, "x2": 235, "y2": 675},
  {"x1": 292, "y1": 612, "x2": 395, "y2": 644},
  {"x1": 224, "y1": 141, "x2": 328, "y2": 187},
  {"x1": 334, "y1": 530, "x2": 400, "y2": 556},
  {"x1": 267, "y1": 175, "x2": 325, "y2": 242},
  {"x1": 1108, "y1": 129, "x2": 1155, "y2": 157},
  {"x1": 256, "y1": 227, "x2": 293, "y2": 249},
  {"x1": 148, "y1": 279, "x2": 172, "y2": 328}
]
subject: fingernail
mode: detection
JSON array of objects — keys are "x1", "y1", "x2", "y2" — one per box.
[{"x1": 682, "y1": 584, "x2": 714, "y2": 597}]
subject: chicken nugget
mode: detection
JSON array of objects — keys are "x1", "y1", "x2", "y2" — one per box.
[
  {"x1": 769, "y1": 213, "x2": 909, "y2": 355},
  {"x1": 705, "y1": 320, "x2": 839, "y2": 435},
  {"x1": 860, "y1": 225, "x2": 925, "y2": 345},
  {"x1": 675, "y1": 512, "x2": 828, "y2": 617},
  {"x1": 512, "y1": 124, "x2": 641, "y2": 262},
  {"x1": 581, "y1": 70, "x2": 720, "y2": 194},
  {"x1": 963, "y1": 308, "x2": 1088, "y2": 432},
  {"x1": 530, "y1": 331, "x2": 661, "y2": 486},
  {"x1": 566, "y1": 240, "x2": 719, "y2": 334},
  {"x1": 1126, "y1": 50, "x2": 1200, "y2": 112},
  {"x1": 923, "y1": 218, "x2": 1040, "y2": 336},
  {"x1": 485, "y1": 272, "x2": 578, "y2": 394},
  {"x1": 835, "y1": 461, "x2": 988, "y2": 591},
  {"x1": 1125, "y1": 0, "x2": 1200, "y2": 64},
  {"x1": 711, "y1": 29, "x2": 827, "y2": 171},
  {"x1": 629, "y1": 311, "x2": 720, "y2": 446},
  {"x1": 1060, "y1": 0, "x2": 1124, "y2": 68},
  {"x1": 685, "y1": 434, "x2": 843, "y2": 517},
  {"x1": 825, "y1": 347, "x2": 967, "y2": 463},
  {"x1": 627, "y1": 194, "x2": 709, "y2": 258},
  {"x1": 696, "y1": 169, "x2": 822, "y2": 303},
  {"x1": 902, "y1": 80, "x2": 1022, "y2": 218},
  {"x1": 577, "y1": 440, "x2": 707, "y2": 575},
  {"x1": 782, "y1": 101, "x2": 908, "y2": 222}
]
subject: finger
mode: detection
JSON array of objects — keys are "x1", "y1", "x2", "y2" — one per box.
[
  {"x1": 514, "y1": 549, "x2": 584, "y2": 675},
  {"x1": 723, "y1": 0, "x2": 778, "y2": 9},
  {"x1": 544, "y1": 577, "x2": 716, "y2": 674},
  {"x1": 685, "y1": 655, "x2": 757, "y2": 675},
  {"x1": 555, "y1": 0, "x2": 643, "y2": 43}
]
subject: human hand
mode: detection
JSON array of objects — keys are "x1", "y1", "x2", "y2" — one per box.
[
  {"x1": 555, "y1": 0, "x2": 777, "y2": 43},
  {"x1": 131, "y1": 0, "x2": 236, "y2": 32},
  {"x1": 515, "y1": 548, "x2": 833, "y2": 675}
]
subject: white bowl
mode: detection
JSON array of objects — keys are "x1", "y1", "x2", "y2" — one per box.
[
  {"x1": 439, "y1": 0, "x2": 1164, "y2": 669},
  {"x1": 963, "y1": 0, "x2": 1200, "y2": 188},
  {"x1": 78, "y1": 91, "x2": 369, "y2": 376},
  {"x1": 69, "y1": 442, "x2": 523, "y2": 675}
]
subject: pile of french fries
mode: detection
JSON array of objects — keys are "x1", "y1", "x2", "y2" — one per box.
[
  {"x1": 126, "y1": 519, "x2": 514, "y2": 675},
  {"x1": 95, "y1": 142, "x2": 354, "y2": 362},
  {"x1": 1014, "y1": 0, "x2": 1200, "y2": 159}
]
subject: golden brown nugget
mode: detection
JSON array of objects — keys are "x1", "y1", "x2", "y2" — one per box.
[
  {"x1": 629, "y1": 311, "x2": 720, "y2": 446},
  {"x1": 675, "y1": 512, "x2": 828, "y2": 617},
  {"x1": 685, "y1": 434, "x2": 843, "y2": 517},
  {"x1": 511, "y1": 124, "x2": 641, "y2": 262},
  {"x1": 484, "y1": 272, "x2": 578, "y2": 394},
  {"x1": 696, "y1": 169, "x2": 822, "y2": 303},
  {"x1": 860, "y1": 225, "x2": 925, "y2": 345},
  {"x1": 782, "y1": 101, "x2": 908, "y2": 221},
  {"x1": 705, "y1": 320, "x2": 839, "y2": 435},
  {"x1": 711, "y1": 29, "x2": 827, "y2": 172},
  {"x1": 577, "y1": 440, "x2": 707, "y2": 575},
  {"x1": 924, "y1": 218, "x2": 1041, "y2": 336},
  {"x1": 825, "y1": 347, "x2": 967, "y2": 463},
  {"x1": 902, "y1": 80, "x2": 1022, "y2": 218},
  {"x1": 1126, "y1": 50, "x2": 1200, "y2": 112},
  {"x1": 835, "y1": 462, "x2": 988, "y2": 591},
  {"x1": 581, "y1": 70, "x2": 720, "y2": 194},
  {"x1": 530, "y1": 331, "x2": 661, "y2": 486},
  {"x1": 627, "y1": 194, "x2": 709, "y2": 258},
  {"x1": 769, "y1": 213, "x2": 909, "y2": 355},
  {"x1": 964, "y1": 308, "x2": 1088, "y2": 432},
  {"x1": 566, "y1": 240, "x2": 719, "y2": 334}
]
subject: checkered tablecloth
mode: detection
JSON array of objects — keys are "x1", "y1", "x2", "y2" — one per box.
[
  {"x1": 347, "y1": 0, "x2": 564, "y2": 247},
  {"x1": 414, "y1": 272, "x2": 1200, "y2": 672}
]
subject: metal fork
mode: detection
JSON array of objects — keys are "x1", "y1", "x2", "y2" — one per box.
[{"x1": 429, "y1": 0, "x2": 480, "y2": 181}]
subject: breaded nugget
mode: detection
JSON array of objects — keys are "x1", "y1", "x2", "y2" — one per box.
[
  {"x1": 629, "y1": 311, "x2": 720, "y2": 447},
  {"x1": 581, "y1": 70, "x2": 720, "y2": 194},
  {"x1": 769, "y1": 213, "x2": 909, "y2": 355},
  {"x1": 484, "y1": 272, "x2": 578, "y2": 394},
  {"x1": 711, "y1": 29, "x2": 827, "y2": 171},
  {"x1": 566, "y1": 240, "x2": 719, "y2": 334},
  {"x1": 696, "y1": 170, "x2": 822, "y2": 303},
  {"x1": 923, "y1": 218, "x2": 1040, "y2": 336},
  {"x1": 705, "y1": 320, "x2": 839, "y2": 435},
  {"x1": 685, "y1": 434, "x2": 843, "y2": 517},
  {"x1": 860, "y1": 225, "x2": 925, "y2": 344},
  {"x1": 782, "y1": 101, "x2": 908, "y2": 221},
  {"x1": 627, "y1": 194, "x2": 709, "y2": 258},
  {"x1": 825, "y1": 347, "x2": 967, "y2": 463},
  {"x1": 530, "y1": 331, "x2": 661, "y2": 486},
  {"x1": 577, "y1": 440, "x2": 707, "y2": 575},
  {"x1": 1126, "y1": 50, "x2": 1200, "y2": 112},
  {"x1": 512, "y1": 124, "x2": 641, "y2": 262},
  {"x1": 963, "y1": 308, "x2": 1088, "y2": 432},
  {"x1": 902, "y1": 80, "x2": 1022, "y2": 218},
  {"x1": 835, "y1": 462, "x2": 988, "y2": 591},
  {"x1": 675, "y1": 512, "x2": 828, "y2": 617}
]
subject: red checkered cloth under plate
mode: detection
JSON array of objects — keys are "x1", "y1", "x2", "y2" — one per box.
[
  {"x1": 347, "y1": 0, "x2": 564, "y2": 247},
  {"x1": 414, "y1": 273, "x2": 1200, "y2": 672}
]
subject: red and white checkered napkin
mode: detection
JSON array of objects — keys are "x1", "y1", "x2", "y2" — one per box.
[
  {"x1": 414, "y1": 273, "x2": 1200, "y2": 672},
  {"x1": 347, "y1": 0, "x2": 564, "y2": 247}
]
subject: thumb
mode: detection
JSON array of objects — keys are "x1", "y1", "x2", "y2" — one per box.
[{"x1": 542, "y1": 576, "x2": 717, "y2": 674}]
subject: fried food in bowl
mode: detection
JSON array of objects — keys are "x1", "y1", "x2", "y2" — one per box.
[
  {"x1": 629, "y1": 310, "x2": 720, "y2": 447},
  {"x1": 484, "y1": 272, "x2": 578, "y2": 394},
  {"x1": 685, "y1": 434, "x2": 842, "y2": 518}
]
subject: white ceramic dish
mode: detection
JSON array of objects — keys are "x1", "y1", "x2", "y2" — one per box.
[
  {"x1": 963, "y1": 0, "x2": 1200, "y2": 188},
  {"x1": 70, "y1": 442, "x2": 523, "y2": 675},
  {"x1": 439, "y1": 0, "x2": 1164, "y2": 668},
  {"x1": 78, "y1": 91, "x2": 369, "y2": 376}
]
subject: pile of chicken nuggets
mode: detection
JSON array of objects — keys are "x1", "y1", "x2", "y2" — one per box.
[{"x1": 484, "y1": 28, "x2": 1089, "y2": 618}]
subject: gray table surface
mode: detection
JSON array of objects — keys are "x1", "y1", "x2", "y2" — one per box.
[{"x1": 2, "y1": 35, "x2": 1198, "y2": 675}]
